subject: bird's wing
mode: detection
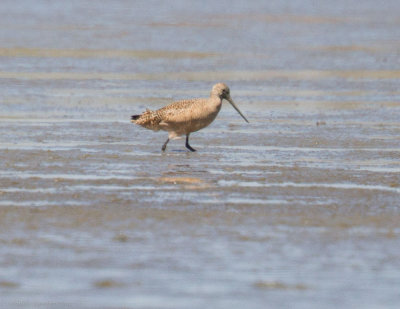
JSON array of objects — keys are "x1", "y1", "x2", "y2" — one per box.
[{"x1": 157, "y1": 99, "x2": 203, "y2": 123}]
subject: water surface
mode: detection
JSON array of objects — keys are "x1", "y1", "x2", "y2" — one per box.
[{"x1": 1, "y1": 1, "x2": 400, "y2": 308}]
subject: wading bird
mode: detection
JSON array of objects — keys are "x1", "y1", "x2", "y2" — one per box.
[{"x1": 131, "y1": 83, "x2": 249, "y2": 152}]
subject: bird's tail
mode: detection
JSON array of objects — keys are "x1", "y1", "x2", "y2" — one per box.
[
  {"x1": 131, "y1": 114, "x2": 141, "y2": 122},
  {"x1": 130, "y1": 109, "x2": 161, "y2": 131}
]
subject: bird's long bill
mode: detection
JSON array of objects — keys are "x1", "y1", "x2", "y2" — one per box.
[{"x1": 227, "y1": 97, "x2": 249, "y2": 123}]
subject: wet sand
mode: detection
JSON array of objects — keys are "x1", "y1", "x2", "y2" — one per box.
[{"x1": 1, "y1": 1, "x2": 400, "y2": 308}]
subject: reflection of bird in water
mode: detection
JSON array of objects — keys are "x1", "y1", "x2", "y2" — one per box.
[{"x1": 131, "y1": 83, "x2": 249, "y2": 152}]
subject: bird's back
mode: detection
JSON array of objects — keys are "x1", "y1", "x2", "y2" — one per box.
[
  {"x1": 132, "y1": 95, "x2": 223, "y2": 137},
  {"x1": 157, "y1": 98, "x2": 205, "y2": 121},
  {"x1": 132, "y1": 98, "x2": 203, "y2": 131}
]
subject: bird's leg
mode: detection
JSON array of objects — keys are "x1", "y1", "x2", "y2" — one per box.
[
  {"x1": 185, "y1": 134, "x2": 196, "y2": 152},
  {"x1": 162, "y1": 138, "x2": 169, "y2": 152}
]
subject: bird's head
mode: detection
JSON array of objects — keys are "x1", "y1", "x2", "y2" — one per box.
[
  {"x1": 210, "y1": 83, "x2": 249, "y2": 123},
  {"x1": 211, "y1": 83, "x2": 231, "y2": 100}
]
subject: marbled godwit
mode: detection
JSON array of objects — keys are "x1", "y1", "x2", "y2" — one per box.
[{"x1": 131, "y1": 83, "x2": 249, "y2": 152}]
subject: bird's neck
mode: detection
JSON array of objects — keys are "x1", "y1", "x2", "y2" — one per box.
[{"x1": 209, "y1": 95, "x2": 223, "y2": 109}]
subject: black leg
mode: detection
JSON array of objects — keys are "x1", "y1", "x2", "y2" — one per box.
[
  {"x1": 185, "y1": 134, "x2": 196, "y2": 152},
  {"x1": 162, "y1": 138, "x2": 169, "y2": 152}
]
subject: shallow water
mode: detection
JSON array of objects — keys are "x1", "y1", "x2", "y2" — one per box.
[{"x1": 1, "y1": 1, "x2": 400, "y2": 308}]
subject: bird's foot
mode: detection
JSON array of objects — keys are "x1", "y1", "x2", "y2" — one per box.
[
  {"x1": 162, "y1": 138, "x2": 170, "y2": 152},
  {"x1": 185, "y1": 144, "x2": 196, "y2": 152},
  {"x1": 185, "y1": 134, "x2": 196, "y2": 152}
]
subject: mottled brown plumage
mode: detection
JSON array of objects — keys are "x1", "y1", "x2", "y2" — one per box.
[{"x1": 131, "y1": 83, "x2": 248, "y2": 152}]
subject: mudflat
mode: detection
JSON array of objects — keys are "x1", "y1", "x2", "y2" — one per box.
[{"x1": 1, "y1": 1, "x2": 399, "y2": 308}]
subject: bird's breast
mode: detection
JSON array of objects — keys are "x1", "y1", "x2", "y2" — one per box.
[{"x1": 184, "y1": 102, "x2": 221, "y2": 133}]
